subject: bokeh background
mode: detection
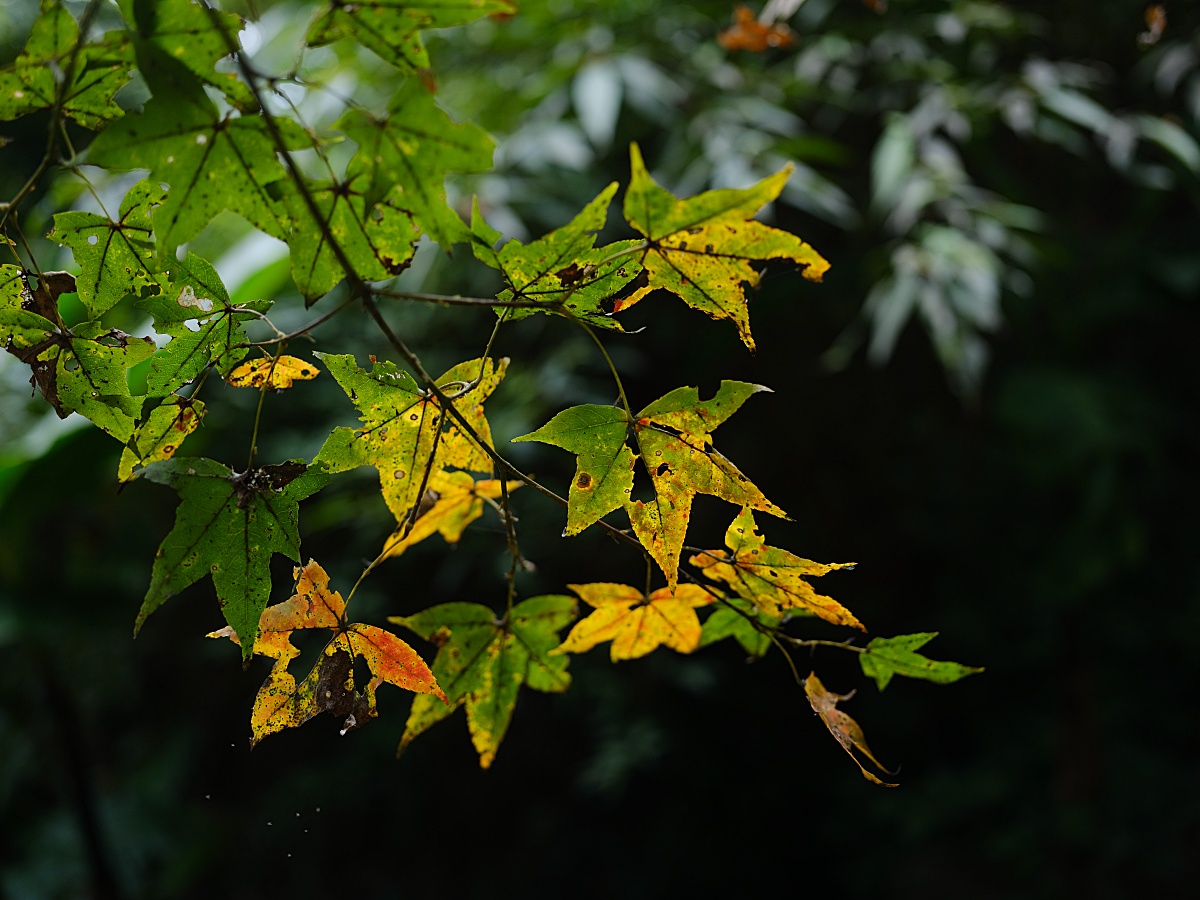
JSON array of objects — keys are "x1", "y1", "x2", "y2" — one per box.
[{"x1": 1, "y1": 0, "x2": 1197, "y2": 897}]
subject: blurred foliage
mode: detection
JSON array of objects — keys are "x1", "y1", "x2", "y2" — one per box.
[{"x1": 1, "y1": 0, "x2": 1198, "y2": 898}]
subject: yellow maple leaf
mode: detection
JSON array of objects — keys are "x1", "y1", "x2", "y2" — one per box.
[
  {"x1": 552, "y1": 582, "x2": 714, "y2": 661},
  {"x1": 225, "y1": 354, "x2": 320, "y2": 391},
  {"x1": 379, "y1": 470, "x2": 521, "y2": 559}
]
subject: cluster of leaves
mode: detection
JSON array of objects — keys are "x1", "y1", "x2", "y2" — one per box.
[{"x1": 0, "y1": 0, "x2": 979, "y2": 781}]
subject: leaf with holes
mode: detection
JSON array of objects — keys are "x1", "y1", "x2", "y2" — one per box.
[
  {"x1": 391, "y1": 594, "x2": 576, "y2": 768},
  {"x1": 308, "y1": 0, "x2": 516, "y2": 76},
  {"x1": 552, "y1": 583, "x2": 713, "y2": 661},
  {"x1": 137, "y1": 458, "x2": 329, "y2": 661},
  {"x1": 86, "y1": 53, "x2": 304, "y2": 260},
  {"x1": 690, "y1": 507, "x2": 862, "y2": 628},
  {"x1": 281, "y1": 176, "x2": 420, "y2": 304},
  {"x1": 49, "y1": 179, "x2": 165, "y2": 318},
  {"x1": 225, "y1": 354, "x2": 320, "y2": 392},
  {"x1": 805, "y1": 671, "x2": 897, "y2": 786},
  {"x1": 0, "y1": 266, "x2": 154, "y2": 441},
  {"x1": 117, "y1": 395, "x2": 205, "y2": 482},
  {"x1": 338, "y1": 80, "x2": 496, "y2": 246},
  {"x1": 516, "y1": 380, "x2": 786, "y2": 590},
  {"x1": 859, "y1": 632, "x2": 983, "y2": 691},
  {"x1": 699, "y1": 596, "x2": 774, "y2": 658},
  {"x1": 379, "y1": 470, "x2": 519, "y2": 560},
  {"x1": 314, "y1": 353, "x2": 506, "y2": 530},
  {"x1": 470, "y1": 185, "x2": 644, "y2": 327},
  {"x1": 620, "y1": 143, "x2": 829, "y2": 350},
  {"x1": 0, "y1": 1, "x2": 133, "y2": 129},
  {"x1": 138, "y1": 254, "x2": 270, "y2": 396},
  {"x1": 208, "y1": 560, "x2": 444, "y2": 745}
]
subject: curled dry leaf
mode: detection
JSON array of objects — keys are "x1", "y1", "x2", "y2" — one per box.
[{"x1": 805, "y1": 671, "x2": 897, "y2": 787}]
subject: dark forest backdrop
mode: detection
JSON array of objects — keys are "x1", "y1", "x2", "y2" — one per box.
[{"x1": 1, "y1": 1, "x2": 1197, "y2": 897}]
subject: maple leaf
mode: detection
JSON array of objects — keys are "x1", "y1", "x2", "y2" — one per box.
[
  {"x1": 0, "y1": 266, "x2": 154, "y2": 441},
  {"x1": 137, "y1": 254, "x2": 270, "y2": 396},
  {"x1": 858, "y1": 632, "x2": 983, "y2": 691},
  {"x1": 805, "y1": 671, "x2": 897, "y2": 786},
  {"x1": 117, "y1": 395, "x2": 206, "y2": 483},
  {"x1": 137, "y1": 458, "x2": 329, "y2": 661},
  {"x1": 119, "y1": 0, "x2": 256, "y2": 110},
  {"x1": 470, "y1": 185, "x2": 644, "y2": 328},
  {"x1": 391, "y1": 595, "x2": 577, "y2": 768},
  {"x1": 337, "y1": 80, "x2": 496, "y2": 246},
  {"x1": 379, "y1": 470, "x2": 520, "y2": 560},
  {"x1": 313, "y1": 353, "x2": 506, "y2": 530},
  {"x1": 690, "y1": 507, "x2": 862, "y2": 628},
  {"x1": 49, "y1": 179, "x2": 165, "y2": 319},
  {"x1": 308, "y1": 0, "x2": 516, "y2": 77},
  {"x1": 552, "y1": 583, "x2": 714, "y2": 661},
  {"x1": 717, "y1": 5, "x2": 796, "y2": 53},
  {"x1": 86, "y1": 52, "x2": 304, "y2": 260},
  {"x1": 225, "y1": 354, "x2": 320, "y2": 392},
  {"x1": 698, "y1": 595, "x2": 774, "y2": 658},
  {"x1": 0, "y1": 2, "x2": 133, "y2": 129},
  {"x1": 619, "y1": 143, "x2": 829, "y2": 350},
  {"x1": 209, "y1": 560, "x2": 444, "y2": 745},
  {"x1": 515, "y1": 380, "x2": 786, "y2": 590},
  {"x1": 280, "y1": 177, "x2": 420, "y2": 304}
]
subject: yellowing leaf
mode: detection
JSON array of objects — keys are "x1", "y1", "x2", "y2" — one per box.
[
  {"x1": 380, "y1": 471, "x2": 520, "y2": 560},
  {"x1": 620, "y1": 143, "x2": 829, "y2": 350},
  {"x1": 313, "y1": 353, "x2": 506, "y2": 530},
  {"x1": 208, "y1": 560, "x2": 444, "y2": 745},
  {"x1": 516, "y1": 381, "x2": 785, "y2": 591},
  {"x1": 117, "y1": 396, "x2": 205, "y2": 482},
  {"x1": 805, "y1": 671, "x2": 897, "y2": 787},
  {"x1": 553, "y1": 583, "x2": 714, "y2": 661},
  {"x1": 690, "y1": 507, "x2": 862, "y2": 629},
  {"x1": 225, "y1": 354, "x2": 320, "y2": 391}
]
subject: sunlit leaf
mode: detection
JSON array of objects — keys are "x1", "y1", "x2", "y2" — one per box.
[
  {"x1": 209, "y1": 560, "x2": 444, "y2": 744},
  {"x1": 553, "y1": 583, "x2": 713, "y2": 661},
  {"x1": 225, "y1": 354, "x2": 320, "y2": 392},
  {"x1": 117, "y1": 395, "x2": 205, "y2": 482},
  {"x1": 691, "y1": 507, "x2": 861, "y2": 628},
  {"x1": 620, "y1": 143, "x2": 829, "y2": 350},
  {"x1": 379, "y1": 470, "x2": 518, "y2": 560}
]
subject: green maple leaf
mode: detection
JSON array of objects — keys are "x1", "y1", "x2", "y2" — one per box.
[
  {"x1": 338, "y1": 80, "x2": 496, "y2": 246},
  {"x1": 49, "y1": 179, "x2": 165, "y2": 319},
  {"x1": 699, "y1": 596, "x2": 773, "y2": 658},
  {"x1": 313, "y1": 352, "x2": 505, "y2": 529},
  {"x1": 515, "y1": 381, "x2": 786, "y2": 590},
  {"x1": 470, "y1": 185, "x2": 645, "y2": 328},
  {"x1": 308, "y1": 0, "x2": 516, "y2": 75},
  {"x1": 0, "y1": 1, "x2": 133, "y2": 129},
  {"x1": 138, "y1": 253, "x2": 270, "y2": 396},
  {"x1": 118, "y1": 0, "x2": 255, "y2": 109},
  {"x1": 620, "y1": 143, "x2": 830, "y2": 350},
  {"x1": 390, "y1": 594, "x2": 576, "y2": 768},
  {"x1": 281, "y1": 177, "x2": 420, "y2": 304},
  {"x1": 0, "y1": 265, "x2": 154, "y2": 441},
  {"x1": 859, "y1": 633, "x2": 984, "y2": 691},
  {"x1": 86, "y1": 52, "x2": 304, "y2": 260},
  {"x1": 137, "y1": 458, "x2": 329, "y2": 661}
]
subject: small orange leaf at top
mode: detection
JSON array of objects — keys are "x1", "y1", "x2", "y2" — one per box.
[
  {"x1": 718, "y1": 5, "x2": 795, "y2": 53},
  {"x1": 225, "y1": 355, "x2": 319, "y2": 391},
  {"x1": 805, "y1": 671, "x2": 897, "y2": 787},
  {"x1": 552, "y1": 583, "x2": 714, "y2": 661},
  {"x1": 207, "y1": 559, "x2": 444, "y2": 745}
]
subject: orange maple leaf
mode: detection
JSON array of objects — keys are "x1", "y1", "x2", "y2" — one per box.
[{"x1": 718, "y1": 5, "x2": 795, "y2": 53}]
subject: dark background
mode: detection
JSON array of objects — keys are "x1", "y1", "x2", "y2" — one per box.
[{"x1": 1, "y1": 1, "x2": 1197, "y2": 897}]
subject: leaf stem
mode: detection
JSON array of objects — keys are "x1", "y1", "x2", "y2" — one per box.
[{"x1": 572, "y1": 318, "x2": 633, "y2": 420}]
